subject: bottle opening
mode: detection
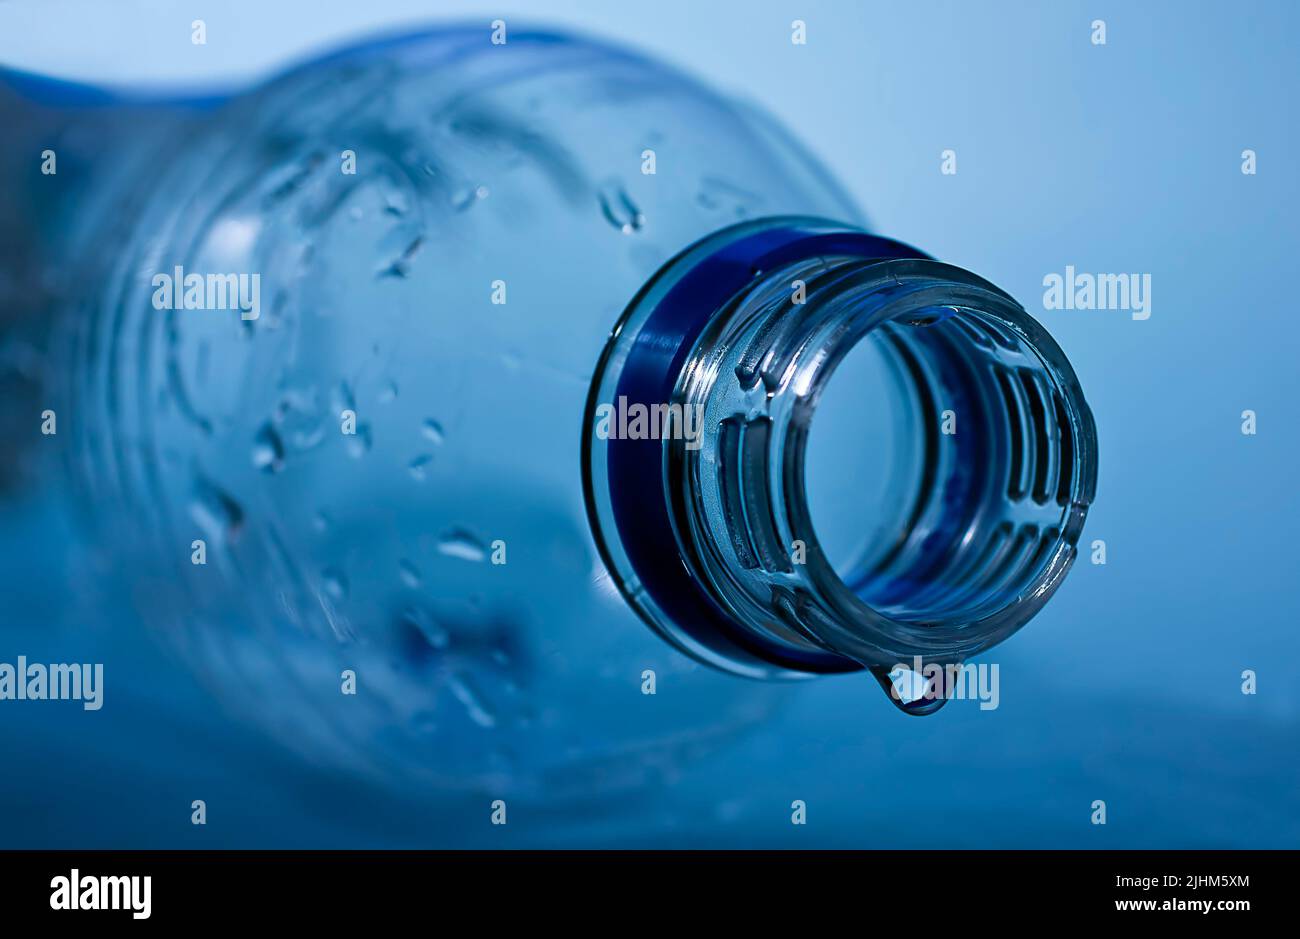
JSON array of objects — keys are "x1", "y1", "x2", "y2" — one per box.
[
  {"x1": 804, "y1": 307, "x2": 1085, "y2": 632},
  {"x1": 584, "y1": 218, "x2": 1097, "y2": 688},
  {"x1": 803, "y1": 331, "x2": 915, "y2": 585}
]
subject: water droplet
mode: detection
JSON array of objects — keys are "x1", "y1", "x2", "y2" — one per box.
[
  {"x1": 437, "y1": 528, "x2": 487, "y2": 562},
  {"x1": 872, "y1": 664, "x2": 949, "y2": 716},
  {"x1": 251, "y1": 422, "x2": 285, "y2": 473},
  {"x1": 378, "y1": 380, "x2": 398, "y2": 403},
  {"x1": 450, "y1": 185, "x2": 489, "y2": 212},
  {"x1": 448, "y1": 673, "x2": 497, "y2": 728},
  {"x1": 420, "y1": 419, "x2": 444, "y2": 444},
  {"x1": 376, "y1": 235, "x2": 424, "y2": 279},
  {"x1": 398, "y1": 558, "x2": 422, "y2": 588},
  {"x1": 401, "y1": 605, "x2": 449, "y2": 650},
  {"x1": 408, "y1": 453, "x2": 433, "y2": 480},
  {"x1": 321, "y1": 567, "x2": 349, "y2": 601},
  {"x1": 276, "y1": 383, "x2": 324, "y2": 424},
  {"x1": 598, "y1": 183, "x2": 645, "y2": 234},
  {"x1": 189, "y1": 478, "x2": 244, "y2": 547},
  {"x1": 384, "y1": 189, "x2": 410, "y2": 217},
  {"x1": 262, "y1": 153, "x2": 323, "y2": 208}
]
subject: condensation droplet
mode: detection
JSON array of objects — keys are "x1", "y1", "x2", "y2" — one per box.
[
  {"x1": 696, "y1": 176, "x2": 761, "y2": 217},
  {"x1": 376, "y1": 235, "x2": 424, "y2": 279},
  {"x1": 398, "y1": 558, "x2": 422, "y2": 588},
  {"x1": 321, "y1": 567, "x2": 349, "y2": 601},
  {"x1": 408, "y1": 454, "x2": 434, "y2": 480},
  {"x1": 598, "y1": 183, "x2": 645, "y2": 234},
  {"x1": 384, "y1": 189, "x2": 410, "y2": 217},
  {"x1": 189, "y1": 478, "x2": 245, "y2": 547},
  {"x1": 420, "y1": 419, "x2": 444, "y2": 444},
  {"x1": 450, "y1": 185, "x2": 489, "y2": 212},
  {"x1": 401, "y1": 606, "x2": 449, "y2": 650},
  {"x1": 437, "y1": 528, "x2": 487, "y2": 563},
  {"x1": 448, "y1": 672, "x2": 497, "y2": 728},
  {"x1": 251, "y1": 422, "x2": 285, "y2": 473}
]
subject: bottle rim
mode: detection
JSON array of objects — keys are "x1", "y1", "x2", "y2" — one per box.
[{"x1": 583, "y1": 217, "x2": 1097, "y2": 685}]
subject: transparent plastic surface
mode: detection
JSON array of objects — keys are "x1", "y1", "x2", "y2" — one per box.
[{"x1": 50, "y1": 28, "x2": 862, "y2": 794}]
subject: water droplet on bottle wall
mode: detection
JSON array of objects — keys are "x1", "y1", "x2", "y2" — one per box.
[
  {"x1": 450, "y1": 185, "x2": 489, "y2": 212},
  {"x1": 437, "y1": 528, "x2": 487, "y2": 563},
  {"x1": 398, "y1": 559, "x2": 422, "y2": 588},
  {"x1": 376, "y1": 235, "x2": 424, "y2": 279},
  {"x1": 189, "y1": 478, "x2": 245, "y2": 547},
  {"x1": 384, "y1": 189, "x2": 410, "y2": 217},
  {"x1": 321, "y1": 567, "x2": 349, "y2": 601},
  {"x1": 598, "y1": 183, "x2": 645, "y2": 234},
  {"x1": 448, "y1": 673, "x2": 498, "y2": 728},
  {"x1": 408, "y1": 453, "x2": 433, "y2": 480},
  {"x1": 420, "y1": 419, "x2": 444, "y2": 444},
  {"x1": 251, "y1": 422, "x2": 285, "y2": 473},
  {"x1": 400, "y1": 605, "x2": 449, "y2": 651}
]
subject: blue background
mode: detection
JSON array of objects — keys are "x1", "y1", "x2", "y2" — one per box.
[{"x1": 1, "y1": 0, "x2": 1297, "y2": 847}]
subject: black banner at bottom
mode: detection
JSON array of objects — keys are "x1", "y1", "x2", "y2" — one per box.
[{"x1": 0, "y1": 850, "x2": 1279, "y2": 923}]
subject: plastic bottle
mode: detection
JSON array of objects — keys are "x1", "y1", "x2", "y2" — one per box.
[{"x1": 3, "y1": 26, "x2": 1096, "y2": 794}]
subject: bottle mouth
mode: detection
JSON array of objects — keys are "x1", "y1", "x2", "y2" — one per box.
[{"x1": 584, "y1": 218, "x2": 1097, "y2": 684}]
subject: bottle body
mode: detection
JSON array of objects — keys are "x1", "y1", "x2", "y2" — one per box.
[{"x1": 45, "y1": 28, "x2": 865, "y2": 793}]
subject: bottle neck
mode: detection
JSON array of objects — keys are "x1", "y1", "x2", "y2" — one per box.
[{"x1": 585, "y1": 218, "x2": 1096, "y2": 711}]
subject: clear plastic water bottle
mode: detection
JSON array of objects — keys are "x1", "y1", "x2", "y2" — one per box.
[{"x1": 14, "y1": 26, "x2": 1095, "y2": 794}]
